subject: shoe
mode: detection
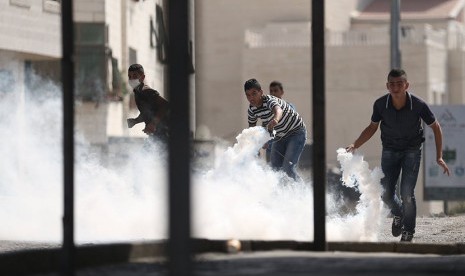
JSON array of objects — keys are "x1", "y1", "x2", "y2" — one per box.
[
  {"x1": 400, "y1": 231, "x2": 414, "y2": 242},
  {"x1": 391, "y1": 216, "x2": 402, "y2": 237}
]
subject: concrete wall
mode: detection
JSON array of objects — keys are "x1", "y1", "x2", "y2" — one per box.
[
  {"x1": 106, "y1": 0, "x2": 122, "y2": 66},
  {"x1": 72, "y1": 0, "x2": 167, "y2": 141},
  {"x1": 0, "y1": 0, "x2": 171, "y2": 143},
  {"x1": 195, "y1": 0, "x2": 459, "y2": 214},
  {"x1": 195, "y1": 0, "x2": 311, "y2": 141},
  {"x1": 73, "y1": 0, "x2": 163, "y2": 98},
  {"x1": 448, "y1": 50, "x2": 465, "y2": 104},
  {"x1": 242, "y1": 46, "x2": 311, "y2": 137},
  {"x1": 242, "y1": 29, "x2": 450, "y2": 215},
  {"x1": 0, "y1": 0, "x2": 60, "y2": 59},
  {"x1": 125, "y1": 0, "x2": 164, "y2": 92},
  {"x1": 195, "y1": 0, "x2": 396, "y2": 142},
  {"x1": 327, "y1": 0, "x2": 374, "y2": 31}
]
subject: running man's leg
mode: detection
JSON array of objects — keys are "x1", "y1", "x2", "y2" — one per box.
[
  {"x1": 381, "y1": 149, "x2": 403, "y2": 217},
  {"x1": 282, "y1": 129, "x2": 306, "y2": 181},
  {"x1": 400, "y1": 148, "x2": 421, "y2": 233}
]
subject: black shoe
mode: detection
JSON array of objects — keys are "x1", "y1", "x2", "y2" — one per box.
[
  {"x1": 391, "y1": 216, "x2": 402, "y2": 237},
  {"x1": 400, "y1": 231, "x2": 414, "y2": 242}
]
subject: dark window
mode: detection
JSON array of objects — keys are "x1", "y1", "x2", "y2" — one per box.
[
  {"x1": 74, "y1": 23, "x2": 108, "y2": 102},
  {"x1": 0, "y1": 69, "x2": 15, "y2": 94},
  {"x1": 75, "y1": 23, "x2": 106, "y2": 46}
]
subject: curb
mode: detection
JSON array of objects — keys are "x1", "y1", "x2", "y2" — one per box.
[
  {"x1": 1, "y1": 239, "x2": 465, "y2": 274},
  {"x1": 0, "y1": 241, "x2": 166, "y2": 275}
]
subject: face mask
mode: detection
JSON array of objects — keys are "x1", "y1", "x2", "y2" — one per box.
[{"x1": 128, "y1": 79, "x2": 140, "y2": 89}]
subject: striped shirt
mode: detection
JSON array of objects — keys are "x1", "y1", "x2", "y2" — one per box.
[{"x1": 248, "y1": 95, "x2": 306, "y2": 138}]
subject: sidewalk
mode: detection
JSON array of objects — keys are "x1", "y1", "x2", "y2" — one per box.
[
  {"x1": 2, "y1": 239, "x2": 465, "y2": 276},
  {"x1": 30, "y1": 250, "x2": 465, "y2": 276},
  {"x1": 2, "y1": 215, "x2": 465, "y2": 275}
]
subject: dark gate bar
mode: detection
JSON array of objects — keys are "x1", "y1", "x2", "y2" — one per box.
[
  {"x1": 390, "y1": 0, "x2": 401, "y2": 69},
  {"x1": 311, "y1": 0, "x2": 327, "y2": 251},
  {"x1": 167, "y1": 0, "x2": 192, "y2": 275},
  {"x1": 61, "y1": 0, "x2": 76, "y2": 275}
]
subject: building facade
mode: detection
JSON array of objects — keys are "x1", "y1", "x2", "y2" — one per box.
[
  {"x1": 196, "y1": 0, "x2": 465, "y2": 215},
  {"x1": 0, "y1": 0, "x2": 172, "y2": 144},
  {"x1": 2, "y1": 0, "x2": 464, "y2": 215}
]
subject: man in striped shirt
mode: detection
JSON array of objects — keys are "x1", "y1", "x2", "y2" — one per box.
[
  {"x1": 244, "y1": 78, "x2": 307, "y2": 181},
  {"x1": 264, "y1": 81, "x2": 296, "y2": 163}
]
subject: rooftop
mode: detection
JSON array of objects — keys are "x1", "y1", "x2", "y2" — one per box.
[{"x1": 353, "y1": 0, "x2": 464, "y2": 21}]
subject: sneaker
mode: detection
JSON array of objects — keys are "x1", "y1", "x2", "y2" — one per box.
[
  {"x1": 400, "y1": 231, "x2": 414, "y2": 242},
  {"x1": 391, "y1": 216, "x2": 402, "y2": 237}
]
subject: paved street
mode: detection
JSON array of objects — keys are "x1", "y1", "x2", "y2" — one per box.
[
  {"x1": 28, "y1": 251, "x2": 465, "y2": 276},
  {"x1": 3, "y1": 214, "x2": 465, "y2": 253},
  {"x1": 1, "y1": 215, "x2": 464, "y2": 275}
]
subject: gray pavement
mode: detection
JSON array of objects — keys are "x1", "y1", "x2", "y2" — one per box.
[
  {"x1": 2, "y1": 215, "x2": 465, "y2": 275},
  {"x1": 31, "y1": 251, "x2": 465, "y2": 276}
]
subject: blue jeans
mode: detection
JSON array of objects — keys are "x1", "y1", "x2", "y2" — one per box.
[
  {"x1": 270, "y1": 128, "x2": 306, "y2": 181},
  {"x1": 381, "y1": 148, "x2": 422, "y2": 233}
]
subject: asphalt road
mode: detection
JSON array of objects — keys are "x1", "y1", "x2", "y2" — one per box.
[
  {"x1": 27, "y1": 251, "x2": 465, "y2": 276},
  {"x1": 1, "y1": 215, "x2": 464, "y2": 275}
]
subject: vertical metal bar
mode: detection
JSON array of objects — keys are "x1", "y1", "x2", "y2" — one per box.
[
  {"x1": 390, "y1": 0, "x2": 401, "y2": 69},
  {"x1": 61, "y1": 0, "x2": 75, "y2": 275},
  {"x1": 167, "y1": 0, "x2": 192, "y2": 275},
  {"x1": 312, "y1": 0, "x2": 327, "y2": 251}
]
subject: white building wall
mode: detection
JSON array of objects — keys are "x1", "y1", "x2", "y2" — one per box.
[
  {"x1": 74, "y1": 0, "x2": 105, "y2": 22},
  {"x1": 448, "y1": 50, "x2": 465, "y2": 103},
  {"x1": 1, "y1": 0, "x2": 171, "y2": 141},
  {"x1": 73, "y1": 0, "x2": 108, "y2": 143},
  {"x1": 242, "y1": 46, "x2": 311, "y2": 137},
  {"x1": 106, "y1": 0, "x2": 122, "y2": 64},
  {"x1": 242, "y1": 23, "x2": 451, "y2": 215},
  {"x1": 195, "y1": 0, "x2": 311, "y2": 141},
  {"x1": 195, "y1": 0, "x2": 386, "y2": 141},
  {"x1": 0, "y1": 0, "x2": 60, "y2": 134},
  {"x1": 126, "y1": 0, "x2": 163, "y2": 92},
  {"x1": 326, "y1": 0, "x2": 373, "y2": 31},
  {"x1": 0, "y1": 0, "x2": 60, "y2": 59},
  {"x1": 71, "y1": 0, "x2": 166, "y2": 140}
]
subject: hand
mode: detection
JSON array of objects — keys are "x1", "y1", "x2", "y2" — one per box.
[
  {"x1": 345, "y1": 144, "x2": 356, "y2": 153},
  {"x1": 262, "y1": 141, "x2": 270, "y2": 149},
  {"x1": 267, "y1": 118, "x2": 278, "y2": 131},
  {"x1": 143, "y1": 122, "x2": 156, "y2": 134},
  {"x1": 437, "y1": 158, "x2": 450, "y2": 176},
  {"x1": 127, "y1": 118, "x2": 137, "y2": 128}
]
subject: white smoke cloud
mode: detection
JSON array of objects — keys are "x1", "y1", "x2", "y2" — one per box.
[
  {"x1": 329, "y1": 148, "x2": 387, "y2": 241},
  {"x1": 0, "y1": 72, "x2": 167, "y2": 243},
  {"x1": 0, "y1": 71, "x2": 387, "y2": 244},
  {"x1": 191, "y1": 129, "x2": 387, "y2": 242},
  {"x1": 192, "y1": 127, "x2": 314, "y2": 241}
]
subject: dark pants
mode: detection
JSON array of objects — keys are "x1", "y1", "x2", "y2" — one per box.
[
  {"x1": 270, "y1": 128, "x2": 306, "y2": 181},
  {"x1": 381, "y1": 148, "x2": 422, "y2": 233}
]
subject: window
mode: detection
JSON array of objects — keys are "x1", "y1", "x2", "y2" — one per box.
[
  {"x1": 10, "y1": 0, "x2": 31, "y2": 9},
  {"x1": 75, "y1": 23, "x2": 106, "y2": 46},
  {"x1": 74, "y1": 23, "x2": 107, "y2": 102},
  {"x1": 150, "y1": 4, "x2": 167, "y2": 64},
  {"x1": 0, "y1": 69, "x2": 15, "y2": 94},
  {"x1": 43, "y1": 0, "x2": 60, "y2": 14}
]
